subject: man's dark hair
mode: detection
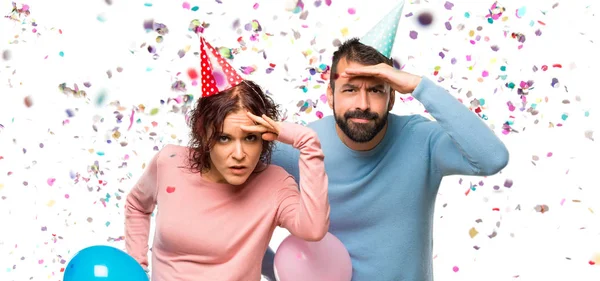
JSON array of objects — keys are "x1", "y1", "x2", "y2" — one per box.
[{"x1": 329, "y1": 38, "x2": 393, "y2": 91}]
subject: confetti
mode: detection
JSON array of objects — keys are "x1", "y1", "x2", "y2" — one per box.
[
  {"x1": 24, "y1": 96, "x2": 33, "y2": 107},
  {"x1": 409, "y1": 30, "x2": 418, "y2": 39},
  {"x1": 417, "y1": 12, "x2": 433, "y2": 26},
  {"x1": 444, "y1": 1, "x2": 454, "y2": 10},
  {"x1": 0, "y1": 2, "x2": 597, "y2": 280},
  {"x1": 2, "y1": 49, "x2": 11, "y2": 60}
]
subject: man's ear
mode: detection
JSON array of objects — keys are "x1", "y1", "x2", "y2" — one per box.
[
  {"x1": 327, "y1": 84, "x2": 334, "y2": 110},
  {"x1": 388, "y1": 89, "x2": 395, "y2": 111}
]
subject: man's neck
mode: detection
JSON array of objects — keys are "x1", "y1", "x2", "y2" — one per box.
[{"x1": 335, "y1": 122, "x2": 388, "y2": 152}]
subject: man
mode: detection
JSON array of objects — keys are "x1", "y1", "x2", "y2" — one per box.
[{"x1": 261, "y1": 35, "x2": 509, "y2": 281}]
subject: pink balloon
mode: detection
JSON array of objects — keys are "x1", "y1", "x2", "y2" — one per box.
[{"x1": 274, "y1": 232, "x2": 352, "y2": 281}]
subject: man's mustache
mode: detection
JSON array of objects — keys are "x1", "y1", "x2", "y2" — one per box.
[{"x1": 344, "y1": 110, "x2": 379, "y2": 120}]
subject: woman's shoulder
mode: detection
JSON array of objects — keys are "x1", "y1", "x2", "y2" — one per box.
[
  {"x1": 156, "y1": 144, "x2": 190, "y2": 164},
  {"x1": 253, "y1": 164, "x2": 295, "y2": 184}
]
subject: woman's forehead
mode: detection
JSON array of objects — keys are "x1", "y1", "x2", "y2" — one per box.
[{"x1": 222, "y1": 112, "x2": 254, "y2": 131}]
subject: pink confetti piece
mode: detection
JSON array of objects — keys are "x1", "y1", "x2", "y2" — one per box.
[
  {"x1": 453, "y1": 266, "x2": 459, "y2": 272},
  {"x1": 253, "y1": 3, "x2": 259, "y2": 9},
  {"x1": 482, "y1": 71, "x2": 489, "y2": 77},
  {"x1": 182, "y1": 2, "x2": 190, "y2": 9},
  {"x1": 348, "y1": 8, "x2": 356, "y2": 15},
  {"x1": 128, "y1": 109, "x2": 134, "y2": 131},
  {"x1": 409, "y1": 30, "x2": 418, "y2": 39},
  {"x1": 47, "y1": 178, "x2": 55, "y2": 186},
  {"x1": 319, "y1": 94, "x2": 327, "y2": 103}
]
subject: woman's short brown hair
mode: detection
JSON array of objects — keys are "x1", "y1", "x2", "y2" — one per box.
[{"x1": 186, "y1": 80, "x2": 279, "y2": 173}]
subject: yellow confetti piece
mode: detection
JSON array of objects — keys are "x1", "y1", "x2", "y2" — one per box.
[
  {"x1": 88, "y1": 148, "x2": 95, "y2": 153},
  {"x1": 469, "y1": 30, "x2": 475, "y2": 37},
  {"x1": 593, "y1": 253, "x2": 600, "y2": 263},
  {"x1": 490, "y1": 58, "x2": 497, "y2": 64},
  {"x1": 47, "y1": 200, "x2": 55, "y2": 207},
  {"x1": 171, "y1": 134, "x2": 177, "y2": 139},
  {"x1": 341, "y1": 27, "x2": 349, "y2": 37},
  {"x1": 184, "y1": 45, "x2": 191, "y2": 52},
  {"x1": 502, "y1": 16, "x2": 509, "y2": 21},
  {"x1": 469, "y1": 227, "x2": 479, "y2": 238},
  {"x1": 589, "y1": 208, "x2": 594, "y2": 214}
]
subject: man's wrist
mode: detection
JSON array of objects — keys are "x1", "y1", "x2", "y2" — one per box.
[{"x1": 410, "y1": 75, "x2": 423, "y2": 93}]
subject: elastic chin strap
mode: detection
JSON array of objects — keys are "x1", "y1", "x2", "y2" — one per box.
[{"x1": 241, "y1": 80, "x2": 268, "y2": 115}]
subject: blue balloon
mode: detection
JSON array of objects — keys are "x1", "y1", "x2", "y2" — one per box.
[{"x1": 63, "y1": 245, "x2": 149, "y2": 281}]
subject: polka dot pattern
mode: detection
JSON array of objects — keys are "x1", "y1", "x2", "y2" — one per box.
[
  {"x1": 199, "y1": 37, "x2": 244, "y2": 97},
  {"x1": 359, "y1": 1, "x2": 405, "y2": 58}
]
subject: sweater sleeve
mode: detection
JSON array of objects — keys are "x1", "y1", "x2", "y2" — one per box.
[
  {"x1": 412, "y1": 76, "x2": 510, "y2": 176},
  {"x1": 124, "y1": 150, "x2": 160, "y2": 269},
  {"x1": 274, "y1": 122, "x2": 330, "y2": 241}
]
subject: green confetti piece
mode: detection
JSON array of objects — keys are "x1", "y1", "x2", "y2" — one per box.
[
  {"x1": 144, "y1": 3, "x2": 152, "y2": 7},
  {"x1": 561, "y1": 114, "x2": 568, "y2": 121},
  {"x1": 59, "y1": 51, "x2": 64, "y2": 57},
  {"x1": 97, "y1": 151, "x2": 105, "y2": 156},
  {"x1": 464, "y1": 12, "x2": 470, "y2": 18},
  {"x1": 150, "y1": 108, "x2": 159, "y2": 115},
  {"x1": 191, "y1": 6, "x2": 199, "y2": 11}
]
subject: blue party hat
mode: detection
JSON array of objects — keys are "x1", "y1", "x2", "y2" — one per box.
[{"x1": 360, "y1": 1, "x2": 405, "y2": 57}]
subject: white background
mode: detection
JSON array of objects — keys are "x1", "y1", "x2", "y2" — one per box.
[{"x1": 1, "y1": 0, "x2": 599, "y2": 280}]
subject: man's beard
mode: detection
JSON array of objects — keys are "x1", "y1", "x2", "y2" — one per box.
[{"x1": 334, "y1": 106, "x2": 388, "y2": 143}]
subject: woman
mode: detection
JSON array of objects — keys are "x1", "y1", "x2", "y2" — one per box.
[{"x1": 124, "y1": 80, "x2": 330, "y2": 281}]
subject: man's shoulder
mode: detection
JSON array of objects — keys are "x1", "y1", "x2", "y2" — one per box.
[
  {"x1": 390, "y1": 113, "x2": 438, "y2": 132},
  {"x1": 307, "y1": 115, "x2": 334, "y2": 133}
]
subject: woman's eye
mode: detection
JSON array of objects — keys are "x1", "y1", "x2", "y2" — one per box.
[
  {"x1": 218, "y1": 136, "x2": 229, "y2": 142},
  {"x1": 246, "y1": 135, "x2": 258, "y2": 141}
]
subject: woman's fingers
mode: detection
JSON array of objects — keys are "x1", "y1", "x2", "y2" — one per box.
[{"x1": 239, "y1": 124, "x2": 268, "y2": 133}]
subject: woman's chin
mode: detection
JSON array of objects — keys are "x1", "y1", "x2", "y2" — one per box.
[{"x1": 224, "y1": 174, "x2": 251, "y2": 186}]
